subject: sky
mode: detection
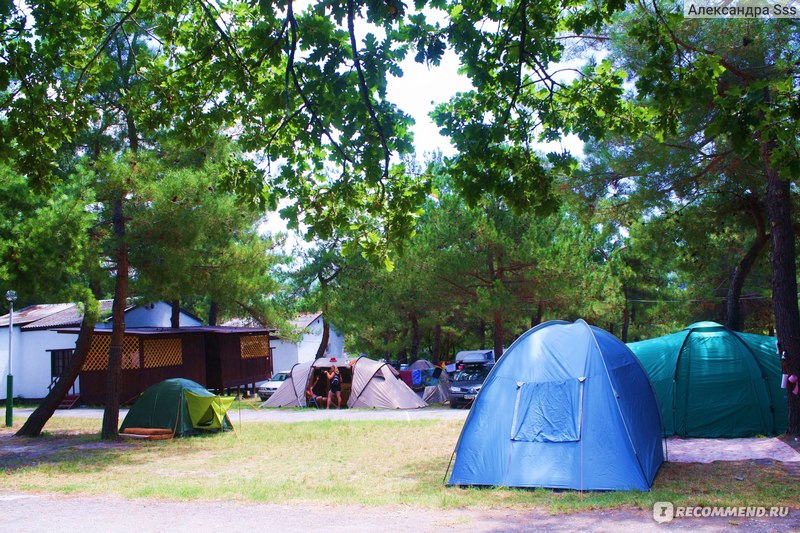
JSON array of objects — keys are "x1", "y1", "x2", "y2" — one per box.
[
  {"x1": 387, "y1": 52, "x2": 585, "y2": 158},
  {"x1": 386, "y1": 51, "x2": 473, "y2": 156}
]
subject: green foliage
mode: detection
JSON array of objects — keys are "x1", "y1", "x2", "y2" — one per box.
[
  {"x1": 327, "y1": 161, "x2": 624, "y2": 359},
  {"x1": 0, "y1": 164, "x2": 99, "y2": 306},
  {"x1": 0, "y1": 0, "x2": 636, "y2": 264},
  {"x1": 566, "y1": 13, "x2": 797, "y2": 334}
]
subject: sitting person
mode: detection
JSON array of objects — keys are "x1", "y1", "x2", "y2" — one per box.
[{"x1": 305, "y1": 376, "x2": 325, "y2": 407}]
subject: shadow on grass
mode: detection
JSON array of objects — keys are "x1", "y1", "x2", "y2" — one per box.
[{"x1": 0, "y1": 431, "x2": 138, "y2": 472}]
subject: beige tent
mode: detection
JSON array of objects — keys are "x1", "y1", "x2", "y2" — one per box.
[
  {"x1": 349, "y1": 357, "x2": 427, "y2": 409},
  {"x1": 263, "y1": 356, "x2": 426, "y2": 409},
  {"x1": 261, "y1": 361, "x2": 314, "y2": 407},
  {"x1": 408, "y1": 359, "x2": 451, "y2": 404}
]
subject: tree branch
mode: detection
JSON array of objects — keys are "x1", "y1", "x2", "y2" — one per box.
[
  {"x1": 285, "y1": 0, "x2": 352, "y2": 164},
  {"x1": 347, "y1": 0, "x2": 390, "y2": 180},
  {"x1": 75, "y1": 0, "x2": 142, "y2": 96}
]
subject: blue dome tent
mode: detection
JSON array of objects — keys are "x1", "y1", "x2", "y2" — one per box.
[{"x1": 448, "y1": 319, "x2": 664, "y2": 491}]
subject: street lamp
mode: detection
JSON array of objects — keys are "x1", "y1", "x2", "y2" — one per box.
[{"x1": 5, "y1": 290, "x2": 17, "y2": 427}]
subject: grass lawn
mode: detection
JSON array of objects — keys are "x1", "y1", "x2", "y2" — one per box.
[{"x1": 1, "y1": 415, "x2": 797, "y2": 513}]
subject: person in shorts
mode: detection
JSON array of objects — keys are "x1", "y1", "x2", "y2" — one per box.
[{"x1": 325, "y1": 365, "x2": 342, "y2": 409}]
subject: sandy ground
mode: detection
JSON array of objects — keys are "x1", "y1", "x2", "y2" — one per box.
[
  {"x1": 2, "y1": 408, "x2": 800, "y2": 532},
  {"x1": 665, "y1": 436, "x2": 800, "y2": 463}
]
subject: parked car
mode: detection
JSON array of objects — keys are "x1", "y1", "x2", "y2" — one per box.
[
  {"x1": 454, "y1": 349, "x2": 495, "y2": 365},
  {"x1": 257, "y1": 371, "x2": 290, "y2": 401},
  {"x1": 449, "y1": 363, "x2": 494, "y2": 408}
]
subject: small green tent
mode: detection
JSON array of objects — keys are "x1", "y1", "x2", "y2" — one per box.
[
  {"x1": 120, "y1": 378, "x2": 234, "y2": 437},
  {"x1": 628, "y1": 322, "x2": 787, "y2": 437}
]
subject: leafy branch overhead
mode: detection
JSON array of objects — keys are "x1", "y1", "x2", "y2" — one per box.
[{"x1": 0, "y1": 0, "x2": 641, "y2": 260}]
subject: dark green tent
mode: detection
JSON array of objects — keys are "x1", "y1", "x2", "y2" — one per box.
[
  {"x1": 120, "y1": 378, "x2": 234, "y2": 437},
  {"x1": 628, "y1": 322, "x2": 787, "y2": 437}
]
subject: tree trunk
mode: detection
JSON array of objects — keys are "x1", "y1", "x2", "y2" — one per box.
[
  {"x1": 314, "y1": 315, "x2": 330, "y2": 359},
  {"x1": 170, "y1": 300, "x2": 180, "y2": 328},
  {"x1": 432, "y1": 324, "x2": 442, "y2": 365},
  {"x1": 726, "y1": 231, "x2": 769, "y2": 332},
  {"x1": 621, "y1": 300, "x2": 630, "y2": 343},
  {"x1": 763, "y1": 140, "x2": 800, "y2": 436},
  {"x1": 493, "y1": 310, "x2": 503, "y2": 360},
  {"x1": 101, "y1": 196, "x2": 129, "y2": 440},
  {"x1": 207, "y1": 301, "x2": 218, "y2": 326},
  {"x1": 409, "y1": 312, "x2": 420, "y2": 360},
  {"x1": 16, "y1": 311, "x2": 98, "y2": 437},
  {"x1": 531, "y1": 301, "x2": 544, "y2": 328}
]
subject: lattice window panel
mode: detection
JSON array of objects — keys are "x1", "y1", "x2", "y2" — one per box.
[
  {"x1": 83, "y1": 335, "x2": 143, "y2": 371},
  {"x1": 121, "y1": 336, "x2": 141, "y2": 370},
  {"x1": 143, "y1": 338, "x2": 183, "y2": 368},
  {"x1": 240, "y1": 335, "x2": 270, "y2": 359},
  {"x1": 83, "y1": 335, "x2": 111, "y2": 371}
]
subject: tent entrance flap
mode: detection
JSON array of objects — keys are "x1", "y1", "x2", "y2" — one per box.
[
  {"x1": 512, "y1": 379, "x2": 582, "y2": 442},
  {"x1": 184, "y1": 390, "x2": 234, "y2": 429}
]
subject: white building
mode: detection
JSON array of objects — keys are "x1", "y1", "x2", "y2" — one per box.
[
  {"x1": 0, "y1": 300, "x2": 201, "y2": 401},
  {"x1": 270, "y1": 312, "x2": 344, "y2": 373}
]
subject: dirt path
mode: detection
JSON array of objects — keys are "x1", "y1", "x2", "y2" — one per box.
[{"x1": 1, "y1": 491, "x2": 798, "y2": 533}]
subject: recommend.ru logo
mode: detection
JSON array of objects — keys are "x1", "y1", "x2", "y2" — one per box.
[
  {"x1": 653, "y1": 502, "x2": 674, "y2": 523},
  {"x1": 653, "y1": 503, "x2": 790, "y2": 522}
]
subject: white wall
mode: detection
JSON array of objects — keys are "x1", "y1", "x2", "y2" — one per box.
[
  {"x1": 96, "y1": 302, "x2": 202, "y2": 329},
  {"x1": 270, "y1": 339, "x2": 298, "y2": 374},
  {"x1": 269, "y1": 316, "x2": 345, "y2": 372},
  {"x1": 1, "y1": 326, "x2": 78, "y2": 400},
  {"x1": 309, "y1": 315, "x2": 345, "y2": 359}
]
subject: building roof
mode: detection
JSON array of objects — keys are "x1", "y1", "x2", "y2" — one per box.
[
  {"x1": 221, "y1": 316, "x2": 262, "y2": 328},
  {"x1": 0, "y1": 303, "x2": 75, "y2": 328},
  {"x1": 222, "y1": 312, "x2": 322, "y2": 337},
  {"x1": 55, "y1": 326, "x2": 273, "y2": 336},
  {"x1": 0, "y1": 301, "x2": 119, "y2": 329},
  {"x1": 291, "y1": 312, "x2": 323, "y2": 330},
  {"x1": 0, "y1": 300, "x2": 201, "y2": 331},
  {"x1": 18, "y1": 300, "x2": 118, "y2": 331}
]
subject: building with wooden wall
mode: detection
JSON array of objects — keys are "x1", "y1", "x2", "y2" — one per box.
[{"x1": 61, "y1": 326, "x2": 273, "y2": 405}]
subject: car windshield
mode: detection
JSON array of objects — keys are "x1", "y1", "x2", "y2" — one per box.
[
  {"x1": 272, "y1": 373, "x2": 289, "y2": 382},
  {"x1": 453, "y1": 366, "x2": 491, "y2": 382}
]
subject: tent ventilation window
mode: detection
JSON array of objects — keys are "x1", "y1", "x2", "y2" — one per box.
[{"x1": 511, "y1": 379, "x2": 583, "y2": 442}]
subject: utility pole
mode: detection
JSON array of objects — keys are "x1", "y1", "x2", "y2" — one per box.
[{"x1": 5, "y1": 290, "x2": 17, "y2": 427}]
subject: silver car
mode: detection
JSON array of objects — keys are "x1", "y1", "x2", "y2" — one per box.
[{"x1": 257, "y1": 371, "x2": 290, "y2": 401}]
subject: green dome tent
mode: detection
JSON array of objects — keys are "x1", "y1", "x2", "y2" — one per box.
[
  {"x1": 627, "y1": 322, "x2": 787, "y2": 437},
  {"x1": 120, "y1": 378, "x2": 234, "y2": 437}
]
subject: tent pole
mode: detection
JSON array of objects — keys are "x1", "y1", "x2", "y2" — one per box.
[
  {"x1": 174, "y1": 393, "x2": 182, "y2": 436},
  {"x1": 442, "y1": 447, "x2": 457, "y2": 485},
  {"x1": 730, "y1": 328, "x2": 777, "y2": 435}
]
